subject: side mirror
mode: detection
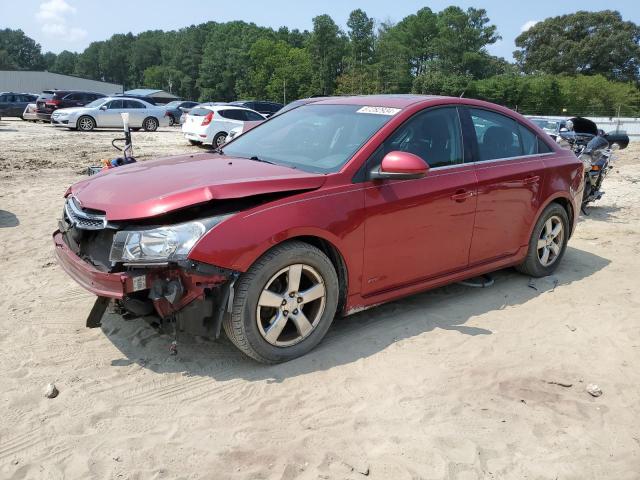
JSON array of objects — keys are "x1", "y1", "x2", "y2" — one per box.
[
  {"x1": 100, "y1": 105, "x2": 108, "y2": 110},
  {"x1": 370, "y1": 151, "x2": 429, "y2": 180},
  {"x1": 559, "y1": 127, "x2": 568, "y2": 132}
]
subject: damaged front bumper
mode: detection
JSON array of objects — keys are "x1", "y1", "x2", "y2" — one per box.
[{"x1": 53, "y1": 230, "x2": 238, "y2": 336}]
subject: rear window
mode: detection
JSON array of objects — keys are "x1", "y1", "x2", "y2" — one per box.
[
  {"x1": 53, "y1": 91, "x2": 70, "y2": 99},
  {"x1": 189, "y1": 107, "x2": 213, "y2": 117},
  {"x1": 38, "y1": 91, "x2": 55, "y2": 100}
]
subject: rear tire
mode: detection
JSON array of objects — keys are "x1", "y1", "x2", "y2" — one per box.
[
  {"x1": 516, "y1": 203, "x2": 569, "y2": 277},
  {"x1": 143, "y1": 117, "x2": 159, "y2": 132},
  {"x1": 223, "y1": 241, "x2": 339, "y2": 363},
  {"x1": 77, "y1": 116, "x2": 95, "y2": 131},
  {"x1": 168, "y1": 115, "x2": 175, "y2": 126},
  {"x1": 212, "y1": 132, "x2": 227, "y2": 148}
]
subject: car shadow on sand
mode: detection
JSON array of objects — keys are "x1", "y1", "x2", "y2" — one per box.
[
  {"x1": 101, "y1": 245, "x2": 610, "y2": 381},
  {"x1": 0, "y1": 210, "x2": 19, "y2": 227}
]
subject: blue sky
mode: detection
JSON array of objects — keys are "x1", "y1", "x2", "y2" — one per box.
[{"x1": 2, "y1": 0, "x2": 639, "y2": 60}]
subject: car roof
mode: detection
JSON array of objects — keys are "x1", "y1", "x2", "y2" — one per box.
[{"x1": 310, "y1": 94, "x2": 442, "y2": 109}]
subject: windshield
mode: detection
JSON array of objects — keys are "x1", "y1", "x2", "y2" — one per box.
[
  {"x1": 222, "y1": 104, "x2": 396, "y2": 173},
  {"x1": 85, "y1": 98, "x2": 108, "y2": 108},
  {"x1": 530, "y1": 119, "x2": 559, "y2": 131}
]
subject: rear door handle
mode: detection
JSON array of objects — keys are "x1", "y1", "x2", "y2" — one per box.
[
  {"x1": 450, "y1": 190, "x2": 474, "y2": 202},
  {"x1": 523, "y1": 175, "x2": 540, "y2": 185}
]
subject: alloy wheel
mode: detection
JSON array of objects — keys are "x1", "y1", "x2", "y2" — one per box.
[
  {"x1": 79, "y1": 117, "x2": 93, "y2": 131},
  {"x1": 215, "y1": 134, "x2": 226, "y2": 147},
  {"x1": 537, "y1": 215, "x2": 564, "y2": 267},
  {"x1": 145, "y1": 118, "x2": 158, "y2": 131},
  {"x1": 256, "y1": 264, "x2": 327, "y2": 347}
]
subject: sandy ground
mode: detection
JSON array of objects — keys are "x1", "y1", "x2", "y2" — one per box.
[{"x1": 1, "y1": 118, "x2": 640, "y2": 479}]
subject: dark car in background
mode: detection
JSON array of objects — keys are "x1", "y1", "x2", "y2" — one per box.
[
  {"x1": 230, "y1": 100, "x2": 283, "y2": 117},
  {"x1": 0, "y1": 92, "x2": 38, "y2": 119},
  {"x1": 36, "y1": 90, "x2": 106, "y2": 121},
  {"x1": 163, "y1": 100, "x2": 199, "y2": 126},
  {"x1": 604, "y1": 130, "x2": 630, "y2": 149}
]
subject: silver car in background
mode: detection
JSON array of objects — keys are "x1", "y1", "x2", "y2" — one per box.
[{"x1": 51, "y1": 97, "x2": 170, "y2": 131}]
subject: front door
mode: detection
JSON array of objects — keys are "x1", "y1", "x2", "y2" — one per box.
[
  {"x1": 362, "y1": 107, "x2": 477, "y2": 296},
  {"x1": 99, "y1": 99, "x2": 126, "y2": 127},
  {"x1": 463, "y1": 107, "x2": 546, "y2": 264}
]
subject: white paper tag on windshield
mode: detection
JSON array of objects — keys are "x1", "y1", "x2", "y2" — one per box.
[{"x1": 356, "y1": 106, "x2": 401, "y2": 116}]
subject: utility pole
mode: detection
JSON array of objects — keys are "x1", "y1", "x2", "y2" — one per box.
[{"x1": 283, "y1": 79, "x2": 286, "y2": 105}]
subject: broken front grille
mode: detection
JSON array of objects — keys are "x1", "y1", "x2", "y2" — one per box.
[{"x1": 64, "y1": 196, "x2": 107, "y2": 230}]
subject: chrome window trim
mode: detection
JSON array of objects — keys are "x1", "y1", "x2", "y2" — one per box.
[{"x1": 429, "y1": 152, "x2": 555, "y2": 172}]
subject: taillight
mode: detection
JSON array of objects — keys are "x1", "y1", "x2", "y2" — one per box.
[
  {"x1": 201, "y1": 111, "x2": 214, "y2": 126},
  {"x1": 46, "y1": 99, "x2": 61, "y2": 106}
]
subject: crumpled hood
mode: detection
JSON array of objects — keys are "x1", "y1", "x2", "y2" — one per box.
[{"x1": 70, "y1": 153, "x2": 326, "y2": 221}]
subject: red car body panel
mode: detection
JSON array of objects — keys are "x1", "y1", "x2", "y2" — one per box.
[
  {"x1": 70, "y1": 153, "x2": 326, "y2": 220},
  {"x1": 55, "y1": 95, "x2": 583, "y2": 319}
]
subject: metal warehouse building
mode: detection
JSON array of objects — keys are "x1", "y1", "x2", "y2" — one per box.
[{"x1": 0, "y1": 71, "x2": 122, "y2": 95}]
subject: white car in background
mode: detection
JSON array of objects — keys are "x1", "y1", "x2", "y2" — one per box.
[
  {"x1": 181, "y1": 104, "x2": 265, "y2": 147},
  {"x1": 50, "y1": 97, "x2": 170, "y2": 132}
]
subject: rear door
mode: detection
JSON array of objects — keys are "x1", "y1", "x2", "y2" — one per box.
[
  {"x1": 218, "y1": 108, "x2": 245, "y2": 131},
  {"x1": 123, "y1": 100, "x2": 147, "y2": 125},
  {"x1": 362, "y1": 106, "x2": 478, "y2": 295},
  {"x1": 462, "y1": 107, "x2": 546, "y2": 264}
]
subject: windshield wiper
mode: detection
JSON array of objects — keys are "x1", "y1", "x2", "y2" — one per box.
[{"x1": 248, "y1": 155, "x2": 276, "y2": 165}]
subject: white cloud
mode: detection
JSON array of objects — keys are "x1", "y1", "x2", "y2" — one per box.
[
  {"x1": 36, "y1": 0, "x2": 87, "y2": 42},
  {"x1": 520, "y1": 20, "x2": 539, "y2": 33}
]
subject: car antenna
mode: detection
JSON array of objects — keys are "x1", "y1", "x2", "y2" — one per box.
[{"x1": 459, "y1": 91, "x2": 465, "y2": 98}]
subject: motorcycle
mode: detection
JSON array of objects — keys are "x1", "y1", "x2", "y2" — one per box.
[
  {"x1": 579, "y1": 135, "x2": 617, "y2": 212},
  {"x1": 553, "y1": 117, "x2": 616, "y2": 213}
]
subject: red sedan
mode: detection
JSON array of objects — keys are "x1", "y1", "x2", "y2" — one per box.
[{"x1": 54, "y1": 95, "x2": 583, "y2": 363}]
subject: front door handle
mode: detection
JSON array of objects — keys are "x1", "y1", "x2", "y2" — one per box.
[
  {"x1": 450, "y1": 190, "x2": 474, "y2": 202},
  {"x1": 523, "y1": 175, "x2": 540, "y2": 185}
]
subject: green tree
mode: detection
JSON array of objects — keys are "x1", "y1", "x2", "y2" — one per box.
[
  {"x1": 0, "y1": 29, "x2": 43, "y2": 69},
  {"x1": 241, "y1": 38, "x2": 313, "y2": 102},
  {"x1": 514, "y1": 10, "x2": 640, "y2": 82},
  {"x1": 51, "y1": 50, "x2": 77, "y2": 75},
  {"x1": 308, "y1": 14, "x2": 347, "y2": 95},
  {"x1": 347, "y1": 9, "x2": 375, "y2": 65},
  {"x1": 75, "y1": 41, "x2": 104, "y2": 80}
]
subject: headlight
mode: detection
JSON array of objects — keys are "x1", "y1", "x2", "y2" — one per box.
[{"x1": 109, "y1": 215, "x2": 232, "y2": 264}]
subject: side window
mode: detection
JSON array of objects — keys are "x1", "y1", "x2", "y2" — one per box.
[
  {"x1": 222, "y1": 109, "x2": 244, "y2": 121},
  {"x1": 64, "y1": 93, "x2": 80, "y2": 101},
  {"x1": 107, "y1": 100, "x2": 123, "y2": 109},
  {"x1": 371, "y1": 107, "x2": 463, "y2": 170},
  {"x1": 470, "y1": 108, "x2": 523, "y2": 161},
  {"x1": 124, "y1": 100, "x2": 144, "y2": 109},
  {"x1": 244, "y1": 110, "x2": 264, "y2": 121},
  {"x1": 518, "y1": 124, "x2": 537, "y2": 155},
  {"x1": 538, "y1": 137, "x2": 552, "y2": 153}
]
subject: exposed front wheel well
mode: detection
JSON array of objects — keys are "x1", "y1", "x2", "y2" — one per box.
[
  {"x1": 550, "y1": 198, "x2": 574, "y2": 237},
  {"x1": 284, "y1": 236, "x2": 348, "y2": 316}
]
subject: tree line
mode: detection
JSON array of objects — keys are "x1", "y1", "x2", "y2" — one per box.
[{"x1": 1, "y1": 8, "x2": 639, "y2": 116}]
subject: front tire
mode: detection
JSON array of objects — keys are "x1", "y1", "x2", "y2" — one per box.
[
  {"x1": 143, "y1": 117, "x2": 159, "y2": 132},
  {"x1": 77, "y1": 116, "x2": 95, "y2": 131},
  {"x1": 516, "y1": 203, "x2": 569, "y2": 277},
  {"x1": 223, "y1": 241, "x2": 339, "y2": 363}
]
